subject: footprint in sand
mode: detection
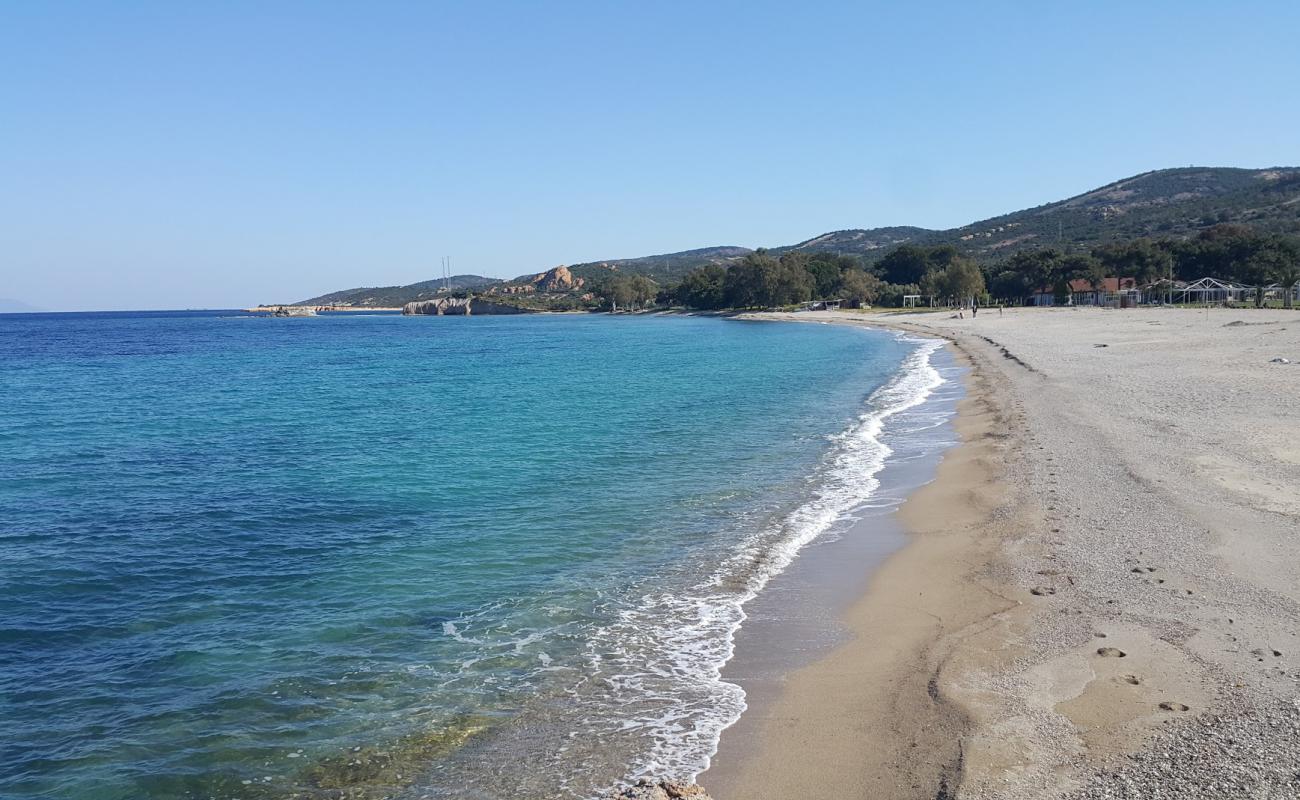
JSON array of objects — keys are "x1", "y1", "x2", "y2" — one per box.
[
  {"x1": 1097, "y1": 647, "x2": 1127, "y2": 658},
  {"x1": 1158, "y1": 701, "x2": 1190, "y2": 712}
]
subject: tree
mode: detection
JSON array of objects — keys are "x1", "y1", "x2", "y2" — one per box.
[
  {"x1": 876, "y1": 245, "x2": 932, "y2": 285},
  {"x1": 1270, "y1": 236, "x2": 1300, "y2": 309},
  {"x1": 920, "y1": 257, "x2": 985, "y2": 304},
  {"x1": 1180, "y1": 224, "x2": 1266, "y2": 283},
  {"x1": 723, "y1": 251, "x2": 776, "y2": 308},
  {"x1": 1092, "y1": 239, "x2": 1172, "y2": 285},
  {"x1": 1059, "y1": 253, "x2": 1102, "y2": 287},
  {"x1": 803, "y1": 253, "x2": 856, "y2": 298},
  {"x1": 989, "y1": 269, "x2": 1030, "y2": 302},
  {"x1": 601, "y1": 274, "x2": 658, "y2": 311},
  {"x1": 1004, "y1": 248, "x2": 1063, "y2": 298},
  {"x1": 676, "y1": 265, "x2": 726, "y2": 309},
  {"x1": 770, "y1": 256, "x2": 815, "y2": 306},
  {"x1": 721, "y1": 250, "x2": 813, "y2": 308},
  {"x1": 839, "y1": 269, "x2": 882, "y2": 307},
  {"x1": 1240, "y1": 235, "x2": 1300, "y2": 308},
  {"x1": 942, "y1": 257, "x2": 986, "y2": 302},
  {"x1": 629, "y1": 275, "x2": 658, "y2": 309}
]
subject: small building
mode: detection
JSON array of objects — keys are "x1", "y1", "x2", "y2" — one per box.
[
  {"x1": 803, "y1": 299, "x2": 843, "y2": 311},
  {"x1": 1031, "y1": 277, "x2": 1137, "y2": 307}
]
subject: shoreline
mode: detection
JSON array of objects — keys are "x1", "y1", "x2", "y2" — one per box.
[
  {"x1": 701, "y1": 320, "x2": 1004, "y2": 798},
  {"x1": 700, "y1": 334, "x2": 972, "y2": 797},
  {"x1": 703, "y1": 307, "x2": 1300, "y2": 799}
]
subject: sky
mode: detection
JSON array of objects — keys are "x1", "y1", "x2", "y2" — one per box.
[{"x1": 2, "y1": 1, "x2": 1299, "y2": 311}]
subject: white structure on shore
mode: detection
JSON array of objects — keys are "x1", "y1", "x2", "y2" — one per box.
[{"x1": 1177, "y1": 277, "x2": 1252, "y2": 304}]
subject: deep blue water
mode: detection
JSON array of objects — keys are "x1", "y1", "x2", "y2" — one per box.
[{"x1": 0, "y1": 311, "x2": 936, "y2": 799}]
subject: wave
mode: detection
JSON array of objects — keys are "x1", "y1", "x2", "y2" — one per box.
[{"x1": 581, "y1": 332, "x2": 950, "y2": 792}]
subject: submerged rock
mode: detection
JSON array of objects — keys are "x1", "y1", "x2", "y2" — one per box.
[{"x1": 607, "y1": 778, "x2": 712, "y2": 799}]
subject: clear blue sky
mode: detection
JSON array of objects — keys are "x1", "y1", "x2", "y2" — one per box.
[{"x1": 3, "y1": 1, "x2": 1298, "y2": 310}]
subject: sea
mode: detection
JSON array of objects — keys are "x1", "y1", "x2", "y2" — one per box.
[{"x1": 0, "y1": 310, "x2": 959, "y2": 800}]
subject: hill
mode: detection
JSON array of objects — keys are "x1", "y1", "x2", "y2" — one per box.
[
  {"x1": 773, "y1": 226, "x2": 934, "y2": 256},
  {"x1": 553, "y1": 246, "x2": 754, "y2": 285},
  {"x1": 910, "y1": 166, "x2": 1300, "y2": 261},
  {"x1": 0, "y1": 298, "x2": 44, "y2": 313},
  {"x1": 284, "y1": 167, "x2": 1300, "y2": 306},
  {"x1": 295, "y1": 275, "x2": 498, "y2": 307}
]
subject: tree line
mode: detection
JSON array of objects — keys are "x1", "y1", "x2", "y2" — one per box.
[
  {"x1": 655, "y1": 246, "x2": 988, "y2": 311},
  {"x1": 651, "y1": 223, "x2": 1300, "y2": 311},
  {"x1": 582, "y1": 222, "x2": 1300, "y2": 312},
  {"x1": 984, "y1": 224, "x2": 1300, "y2": 308}
]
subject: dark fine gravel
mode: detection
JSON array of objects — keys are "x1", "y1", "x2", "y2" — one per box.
[{"x1": 1071, "y1": 701, "x2": 1300, "y2": 799}]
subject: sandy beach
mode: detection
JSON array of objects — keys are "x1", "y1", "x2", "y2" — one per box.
[{"x1": 706, "y1": 306, "x2": 1300, "y2": 799}]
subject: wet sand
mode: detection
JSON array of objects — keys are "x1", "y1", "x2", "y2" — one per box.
[
  {"x1": 704, "y1": 345, "x2": 966, "y2": 795},
  {"x1": 706, "y1": 306, "x2": 1300, "y2": 799}
]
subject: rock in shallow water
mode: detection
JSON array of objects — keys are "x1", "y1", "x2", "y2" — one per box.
[{"x1": 607, "y1": 778, "x2": 713, "y2": 799}]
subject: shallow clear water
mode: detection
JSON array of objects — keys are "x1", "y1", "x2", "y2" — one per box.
[{"x1": 0, "y1": 311, "x2": 941, "y2": 799}]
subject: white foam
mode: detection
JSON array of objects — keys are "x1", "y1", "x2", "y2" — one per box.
[{"x1": 587, "y1": 332, "x2": 951, "y2": 789}]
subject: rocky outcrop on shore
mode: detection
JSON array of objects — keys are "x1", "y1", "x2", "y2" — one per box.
[
  {"x1": 401, "y1": 297, "x2": 532, "y2": 315},
  {"x1": 606, "y1": 779, "x2": 712, "y2": 799},
  {"x1": 487, "y1": 265, "x2": 585, "y2": 296},
  {"x1": 534, "y1": 265, "x2": 583, "y2": 292}
]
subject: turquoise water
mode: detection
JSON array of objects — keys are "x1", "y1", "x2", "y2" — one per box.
[{"x1": 0, "y1": 311, "x2": 941, "y2": 799}]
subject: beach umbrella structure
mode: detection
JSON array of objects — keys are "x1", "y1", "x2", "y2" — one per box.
[{"x1": 1178, "y1": 277, "x2": 1253, "y2": 305}]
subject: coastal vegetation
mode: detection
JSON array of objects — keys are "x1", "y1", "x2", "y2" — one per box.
[
  {"x1": 664, "y1": 222, "x2": 1292, "y2": 311},
  {"x1": 593, "y1": 273, "x2": 659, "y2": 311},
  {"x1": 666, "y1": 223, "x2": 1298, "y2": 311}
]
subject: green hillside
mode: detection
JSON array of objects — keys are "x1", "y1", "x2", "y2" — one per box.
[
  {"x1": 296, "y1": 275, "x2": 497, "y2": 306},
  {"x1": 286, "y1": 167, "x2": 1300, "y2": 307},
  {"x1": 773, "y1": 226, "x2": 934, "y2": 256},
  {"x1": 912, "y1": 166, "x2": 1300, "y2": 262},
  {"x1": 559, "y1": 245, "x2": 754, "y2": 284}
]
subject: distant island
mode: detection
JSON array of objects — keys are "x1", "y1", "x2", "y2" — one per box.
[
  {"x1": 277, "y1": 166, "x2": 1300, "y2": 313},
  {"x1": 0, "y1": 298, "x2": 45, "y2": 313}
]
